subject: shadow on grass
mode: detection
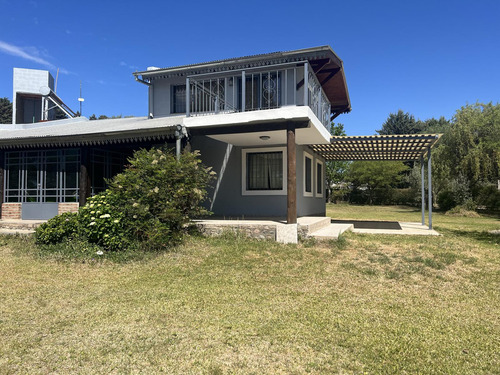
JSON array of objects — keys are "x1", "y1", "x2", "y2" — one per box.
[{"x1": 444, "y1": 228, "x2": 500, "y2": 246}]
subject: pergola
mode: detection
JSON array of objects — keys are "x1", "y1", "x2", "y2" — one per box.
[{"x1": 311, "y1": 134, "x2": 442, "y2": 229}]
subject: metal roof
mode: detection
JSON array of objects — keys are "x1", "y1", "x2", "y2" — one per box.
[
  {"x1": 0, "y1": 116, "x2": 182, "y2": 149},
  {"x1": 311, "y1": 134, "x2": 442, "y2": 161}
]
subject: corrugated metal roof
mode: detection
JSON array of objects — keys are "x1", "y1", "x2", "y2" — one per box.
[
  {"x1": 134, "y1": 46, "x2": 339, "y2": 77},
  {"x1": 0, "y1": 116, "x2": 183, "y2": 148},
  {"x1": 311, "y1": 134, "x2": 442, "y2": 161}
]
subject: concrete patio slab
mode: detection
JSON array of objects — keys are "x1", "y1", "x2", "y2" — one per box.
[
  {"x1": 351, "y1": 222, "x2": 440, "y2": 236},
  {"x1": 310, "y1": 223, "x2": 353, "y2": 240}
]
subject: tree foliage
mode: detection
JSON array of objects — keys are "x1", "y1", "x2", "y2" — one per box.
[
  {"x1": 433, "y1": 102, "x2": 500, "y2": 209},
  {"x1": 347, "y1": 161, "x2": 409, "y2": 204},
  {"x1": 325, "y1": 123, "x2": 350, "y2": 201},
  {"x1": 0, "y1": 97, "x2": 13, "y2": 124},
  {"x1": 377, "y1": 110, "x2": 422, "y2": 135}
]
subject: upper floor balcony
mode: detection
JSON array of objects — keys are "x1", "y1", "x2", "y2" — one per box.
[{"x1": 184, "y1": 62, "x2": 332, "y2": 130}]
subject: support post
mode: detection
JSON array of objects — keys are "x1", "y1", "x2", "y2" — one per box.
[
  {"x1": 0, "y1": 150, "x2": 4, "y2": 219},
  {"x1": 79, "y1": 148, "x2": 91, "y2": 207},
  {"x1": 186, "y1": 77, "x2": 190, "y2": 117},
  {"x1": 421, "y1": 155, "x2": 425, "y2": 226},
  {"x1": 287, "y1": 123, "x2": 297, "y2": 224},
  {"x1": 241, "y1": 71, "x2": 245, "y2": 112},
  {"x1": 303, "y1": 62, "x2": 309, "y2": 106},
  {"x1": 428, "y1": 147, "x2": 433, "y2": 230}
]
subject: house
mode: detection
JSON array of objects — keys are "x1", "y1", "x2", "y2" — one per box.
[
  {"x1": 0, "y1": 46, "x2": 439, "y2": 241},
  {"x1": 0, "y1": 46, "x2": 350, "y2": 222}
]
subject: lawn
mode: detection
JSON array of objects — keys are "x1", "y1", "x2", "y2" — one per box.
[{"x1": 0, "y1": 204, "x2": 499, "y2": 374}]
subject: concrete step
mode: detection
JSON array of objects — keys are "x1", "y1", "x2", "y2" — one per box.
[
  {"x1": 310, "y1": 223, "x2": 353, "y2": 240},
  {"x1": 297, "y1": 217, "x2": 332, "y2": 235},
  {"x1": 0, "y1": 220, "x2": 46, "y2": 230},
  {"x1": 0, "y1": 228, "x2": 35, "y2": 235}
]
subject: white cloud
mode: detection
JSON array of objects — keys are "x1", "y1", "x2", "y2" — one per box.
[
  {"x1": 0, "y1": 40, "x2": 70, "y2": 74},
  {"x1": 119, "y1": 60, "x2": 139, "y2": 70}
]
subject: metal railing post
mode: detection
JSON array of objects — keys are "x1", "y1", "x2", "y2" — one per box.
[
  {"x1": 303, "y1": 62, "x2": 309, "y2": 106},
  {"x1": 241, "y1": 71, "x2": 245, "y2": 112},
  {"x1": 186, "y1": 77, "x2": 190, "y2": 117}
]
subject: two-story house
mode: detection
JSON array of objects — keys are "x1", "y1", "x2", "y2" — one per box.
[{"x1": 0, "y1": 46, "x2": 351, "y2": 225}]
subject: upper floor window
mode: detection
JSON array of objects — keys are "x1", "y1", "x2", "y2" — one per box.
[{"x1": 172, "y1": 85, "x2": 186, "y2": 114}]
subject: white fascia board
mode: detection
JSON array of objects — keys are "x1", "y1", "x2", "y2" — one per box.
[{"x1": 183, "y1": 106, "x2": 331, "y2": 144}]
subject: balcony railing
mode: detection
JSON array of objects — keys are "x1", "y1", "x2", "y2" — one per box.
[{"x1": 185, "y1": 62, "x2": 331, "y2": 129}]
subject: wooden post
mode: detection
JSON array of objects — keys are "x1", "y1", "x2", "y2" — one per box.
[
  {"x1": 79, "y1": 148, "x2": 91, "y2": 206},
  {"x1": 287, "y1": 123, "x2": 297, "y2": 224}
]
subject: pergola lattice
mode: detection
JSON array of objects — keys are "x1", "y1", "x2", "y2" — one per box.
[{"x1": 311, "y1": 134, "x2": 442, "y2": 229}]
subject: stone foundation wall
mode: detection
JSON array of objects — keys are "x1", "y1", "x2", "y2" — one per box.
[
  {"x1": 58, "y1": 203, "x2": 79, "y2": 215},
  {"x1": 1, "y1": 203, "x2": 22, "y2": 220},
  {"x1": 196, "y1": 223, "x2": 276, "y2": 241}
]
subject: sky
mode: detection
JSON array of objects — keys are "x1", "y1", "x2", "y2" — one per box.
[{"x1": 0, "y1": 0, "x2": 499, "y2": 135}]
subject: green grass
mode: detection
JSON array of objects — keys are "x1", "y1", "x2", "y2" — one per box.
[{"x1": 0, "y1": 205, "x2": 499, "y2": 374}]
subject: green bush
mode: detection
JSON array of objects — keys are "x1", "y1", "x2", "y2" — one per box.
[
  {"x1": 476, "y1": 184, "x2": 500, "y2": 210},
  {"x1": 109, "y1": 148, "x2": 214, "y2": 248},
  {"x1": 78, "y1": 191, "x2": 129, "y2": 250},
  {"x1": 437, "y1": 190, "x2": 457, "y2": 211},
  {"x1": 35, "y1": 212, "x2": 79, "y2": 244},
  {"x1": 34, "y1": 147, "x2": 214, "y2": 254}
]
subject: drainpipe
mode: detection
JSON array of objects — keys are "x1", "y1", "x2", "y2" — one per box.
[{"x1": 174, "y1": 124, "x2": 187, "y2": 160}]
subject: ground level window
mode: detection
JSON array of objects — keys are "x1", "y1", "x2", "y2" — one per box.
[
  {"x1": 242, "y1": 147, "x2": 287, "y2": 195},
  {"x1": 316, "y1": 159, "x2": 324, "y2": 197},
  {"x1": 4, "y1": 149, "x2": 80, "y2": 203}
]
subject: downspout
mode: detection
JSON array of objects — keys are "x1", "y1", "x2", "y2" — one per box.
[
  {"x1": 174, "y1": 125, "x2": 187, "y2": 160},
  {"x1": 134, "y1": 75, "x2": 153, "y2": 118}
]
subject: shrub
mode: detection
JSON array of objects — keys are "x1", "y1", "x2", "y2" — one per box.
[
  {"x1": 437, "y1": 190, "x2": 456, "y2": 211},
  {"x1": 476, "y1": 184, "x2": 500, "y2": 210},
  {"x1": 109, "y1": 148, "x2": 214, "y2": 247},
  {"x1": 78, "y1": 191, "x2": 129, "y2": 250},
  {"x1": 34, "y1": 147, "x2": 215, "y2": 254},
  {"x1": 35, "y1": 212, "x2": 78, "y2": 244}
]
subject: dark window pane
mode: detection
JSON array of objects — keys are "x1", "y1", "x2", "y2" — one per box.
[
  {"x1": 172, "y1": 85, "x2": 186, "y2": 114},
  {"x1": 305, "y1": 156, "x2": 312, "y2": 193},
  {"x1": 316, "y1": 162, "x2": 322, "y2": 194}
]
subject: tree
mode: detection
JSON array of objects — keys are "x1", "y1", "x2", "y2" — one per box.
[
  {"x1": 433, "y1": 102, "x2": 500, "y2": 207},
  {"x1": 347, "y1": 161, "x2": 409, "y2": 204},
  {"x1": 377, "y1": 110, "x2": 422, "y2": 135},
  {"x1": 54, "y1": 107, "x2": 68, "y2": 120},
  {"x1": 325, "y1": 123, "x2": 351, "y2": 202},
  {"x1": 89, "y1": 114, "x2": 97, "y2": 120},
  {"x1": 0, "y1": 97, "x2": 13, "y2": 124}
]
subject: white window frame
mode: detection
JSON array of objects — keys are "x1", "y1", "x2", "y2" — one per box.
[
  {"x1": 315, "y1": 159, "x2": 324, "y2": 198},
  {"x1": 303, "y1": 151, "x2": 314, "y2": 197},
  {"x1": 242, "y1": 147, "x2": 287, "y2": 196}
]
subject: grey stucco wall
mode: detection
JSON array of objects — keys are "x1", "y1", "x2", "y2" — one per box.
[{"x1": 192, "y1": 136, "x2": 326, "y2": 218}]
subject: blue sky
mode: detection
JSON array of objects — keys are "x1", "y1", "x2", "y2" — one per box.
[{"x1": 1, "y1": 0, "x2": 498, "y2": 135}]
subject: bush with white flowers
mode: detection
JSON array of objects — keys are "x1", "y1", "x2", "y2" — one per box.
[{"x1": 35, "y1": 147, "x2": 214, "y2": 253}]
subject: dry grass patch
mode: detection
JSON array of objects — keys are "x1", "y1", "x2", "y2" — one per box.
[{"x1": 1, "y1": 206, "x2": 499, "y2": 374}]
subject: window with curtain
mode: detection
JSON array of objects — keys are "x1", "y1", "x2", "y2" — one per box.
[
  {"x1": 172, "y1": 85, "x2": 186, "y2": 114},
  {"x1": 246, "y1": 151, "x2": 283, "y2": 190}
]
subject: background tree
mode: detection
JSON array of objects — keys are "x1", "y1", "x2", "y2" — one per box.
[
  {"x1": 0, "y1": 97, "x2": 13, "y2": 124},
  {"x1": 433, "y1": 102, "x2": 500, "y2": 209},
  {"x1": 377, "y1": 110, "x2": 422, "y2": 135},
  {"x1": 347, "y1": 161, "x2": 409, "y2": 204},
  {"x1": 325, "y1": 123, "x2": 351, "y2": 202}
]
